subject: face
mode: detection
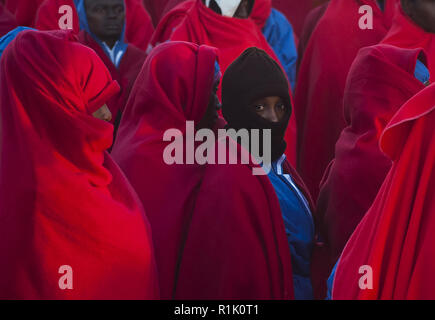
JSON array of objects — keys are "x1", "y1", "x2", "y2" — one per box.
[
  {"x1": 92, "y1": 104, "x2": 112, "y2": 122},
  {"x1": 197, "y1": 80, "x2": 221, "y2": 130},
  {"x1": 234, "y1": 0, "x2": 251, "y2": 18},
  {"x1": 85, "y1": 0, "x2": 125, "y2": 47},
  {"x1": 401, "y1": 0, "x2": 435, "y2": 33},
  {"x1": 250, "y1": 96, "x2": 288, "y2": 123}
]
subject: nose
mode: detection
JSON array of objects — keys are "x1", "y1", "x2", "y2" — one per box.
[
  {"x1": 265, "y1": 108, "x2": 280, "y2": 123},
  {"x1": 104, "y1": 110, "x2": 113, "y2": 122}
]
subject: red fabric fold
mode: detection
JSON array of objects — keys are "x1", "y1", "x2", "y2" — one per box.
[
  {"x1": 111, "y1": 41, "x2": 294, "y2": 300},
  {"x1": 381, "y1": 5, "x2": 435, "y2": 75},
  {"x1": 169, "y1": 0, "x2": 297, "y2": 165},
  {"x1": 316, "y1": 44, "x2": 426, "y2": 267},
  {"x1": 0, "y1": 3, "x2": 17, "y2": 37},
  {"x1": 294, "y1": 0, "x2": 395, "y2": 199},
  {"x1": 272, "y1": 0, "x2": 329, "y2": 37},
  {"x1": 0, "y1": 30, "x2": 158, "y2": 299},
  {"x1": 152, "y1": 0, "x2": 272, "y2": 48},
  {"x1": 35, "y1": 0, "x2": 154, "y2": 51},
  {"x1": 142, "y1": 0, "x2": 170, "y2": 26},
  {"x1": 4, "y1": 0, "x2": 44, "y2": 27},
  {"x1": 333, "y1": 82, "x2": 435, "y2": 300},
  {"x1": 77, "y1": 31, "x2": 146, "y2": 121}
]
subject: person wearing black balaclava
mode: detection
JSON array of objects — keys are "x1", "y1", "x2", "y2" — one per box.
[{"x1": 222, "y1": 47, "x2": 315, "y2": 300}]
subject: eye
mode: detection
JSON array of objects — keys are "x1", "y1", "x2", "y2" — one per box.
[
  {"x1": 276, "y1": 102, "x2": 286, "y2": 111},
  {"x1": 254, "y1": 104, "x2": 265, "y2": 112}
]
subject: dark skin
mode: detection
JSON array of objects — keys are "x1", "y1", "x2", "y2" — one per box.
[
  {"x1": 197, "y1": 81, "x2": 220, "y2": 130},
  {"x1": 85, "y1": 0, "x2": 125, "y2": 48},
  {"x1": 234, "y1": 0, "x2": 251, "y2": 19},
  {"x1": 202, "y1": 0, "x2": 252, "y2": 18},
  {"x1": 93, "y1": 104, "x2": 113, "y2": 122},
  {"x1": 251, "y1": 96, "x2": 288, "y2": 123},
  {"x1": 401, "y1": 0, "x2": 435, "y2": 33}
]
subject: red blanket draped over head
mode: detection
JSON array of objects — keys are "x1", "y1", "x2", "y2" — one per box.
[
  {"x1": 35, "y1": 0, "x2": 154, "y2": 51},
  {"x1": 169, "y1": 0, "x2": 298, "y2": 165},
  {"x1": 3, "y1": 0, "x2": 44, "y2": 27},
  {"x1": 111, "y1": 41, "x2": 294, "y2": 300},
  {"x1": 0, "y1": 30, "x2": 159, "y2": 299},
  {"x1": 381, "y1": 5, "x2": 435, "y2": 76},
  {"x1": 316, "y1": 45, "x2": 426, "y2": 267},
  {"x1": 294, "y1": 0, "x2": 396, "y2": 200},
  {"x1": 77, "y1": 31, "x2": 146, "y2": 121},
  {"x1": 151, "y1": 0, "x2": 272, "y2": 48},
  {"x1": 0, "y1": 3, "x2": 17, "y2": 37},
  {"x1": 333, "y1": 82, "x2": 435, "y2": 300}
]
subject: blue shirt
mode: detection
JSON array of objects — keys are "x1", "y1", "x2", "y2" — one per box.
[
  {"x1": 262, "y1": 9, "x2": 298, "y2": 92},
  {"x1": 415, "y1": 59, "x2": 430, "y2": 85},
  {"x1": 266, "y1": 155, "x2": 315, "y2": 300}
]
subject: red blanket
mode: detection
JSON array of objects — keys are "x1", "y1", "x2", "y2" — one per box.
[
  {"x1": 317, "y1": 45, "x2": 426, "y2": 267},
  {"x1": 78, "y1": 31, "x2": 146, "y2": 121},
  {"x1": 272, "y1": 0, "x2": 329, "y2": 37},
  {"x1": 4, "y1": 0, "x2": 44, "y2": 26},
  {"x1": 0, "y1": 30, "x2": 158, "y2": 299},
  {"x1": 152, "y1": 0, "x2": 272, "y2": 47},
  {"x1": 35, "y1": 0, "x2": 154, "y2": 50},
  {"x1": 294, "y1": 0, "x2": 395, "y2": 200},
  {"x1": 333, "y1": 82, "x2": 435, "y2": 300},
  {"x1": 111, "y1": 41, "x2": 294, "y2": 300},
  {"x1": 142, "y1": 0, "x2": 170, "y2": 26},
  {"x1": 381, "y1": 5, "x2": 435, "y2": 75},
  {"x1": 170, "y1": 0, "x2": 297, "y2": 165},
  {"x1": 0, "y1": 3, "x2": 16, "y2": 36}
]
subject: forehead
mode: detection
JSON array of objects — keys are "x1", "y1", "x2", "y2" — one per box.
[{"x1": 85, "y1": 0, "x2": 124, "y2": 7}]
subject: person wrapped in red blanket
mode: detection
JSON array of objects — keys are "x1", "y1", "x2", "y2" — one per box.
[
  {"x1": 70, "y1": 0, "x2": 146, "y2": 131},
  {"x1": 111, "y1": 41, "x2": 294, "y2": 300},
  {"x1": 0, "y1": 29, "x2": 158, "y2": 300},
  {"x1": 332, "y1": 81, "x2": 435, "y2": 300},
  {"x1": 168, "y1": 0, "x2": 298, "y2": 165},
  {"x1": 35, "y1": 0, "x2": 154, "y2": 51},
  {"x1": 317, "y1": 0, "x2": 435, "y2": 272},
  {"x1": 294, "y1": 0, "x2": 397, "y2": 200}
]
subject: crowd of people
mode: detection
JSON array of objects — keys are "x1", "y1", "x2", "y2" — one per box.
[{"x1": 0, "y1": 0, "x2": 434, "y2": 300}]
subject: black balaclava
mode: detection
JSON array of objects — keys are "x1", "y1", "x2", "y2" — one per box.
[{"x1": 222, "y1": 47, "x2": 292, "y2": 162}]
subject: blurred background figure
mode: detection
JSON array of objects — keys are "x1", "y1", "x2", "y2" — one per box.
[
  {"x1": 35, "y1": 0, "x2": 154, "y2": 51},
  {"x1": 74, "y1": 0, "x2": 146, "y2": 137}
]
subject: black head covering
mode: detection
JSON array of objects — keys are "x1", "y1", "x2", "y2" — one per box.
[{"x1": 222, "y1": 47, "x2": 292, "y2": 161}]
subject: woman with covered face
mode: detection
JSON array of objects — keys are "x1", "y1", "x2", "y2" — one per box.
[
  {"x1": 222, "y1": 47, "x2": 316, "y2": 300},
  {"x1": 111, "y1": 41, "x2": 294, "y2": 300},
  {"x1": 0, "y1": 30, "x2": 158, "y2": 299}
]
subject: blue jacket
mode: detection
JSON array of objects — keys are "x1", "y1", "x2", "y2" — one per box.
[{"x1": 262, "y1": 9, "x2": 298, "y2": 92}]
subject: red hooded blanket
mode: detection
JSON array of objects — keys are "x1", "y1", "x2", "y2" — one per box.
[
  {"x1": 151, "y1": 0, "x2": 272, "y2": 48},
  {"x1": 77, "y1": 31, "x2": 146, "y2": 122},
  {"x1": 332, "y1": 82, "x2": 435, "y2": 300},
  {"x1": 316, "y1": 45, "x2": 426, "y2": 267},
  {"x1": 294, "y1": 0, "x2": 396, "y2": 200},
  {"x1": 381, "y1": 5, "x2": 435, "y2": 76},
  {"x1": 169, "y1": 0, "x2": 297, "y2": 165},
  {"x1": 111, "y1": 41, "x2": 294, "y2": 300},
  {"x1": 0, "y1": 30, "x2": 158, "y2": 299},
  {"x1": 35, "y1": 0, "x2": 154, "y2": 51}
]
